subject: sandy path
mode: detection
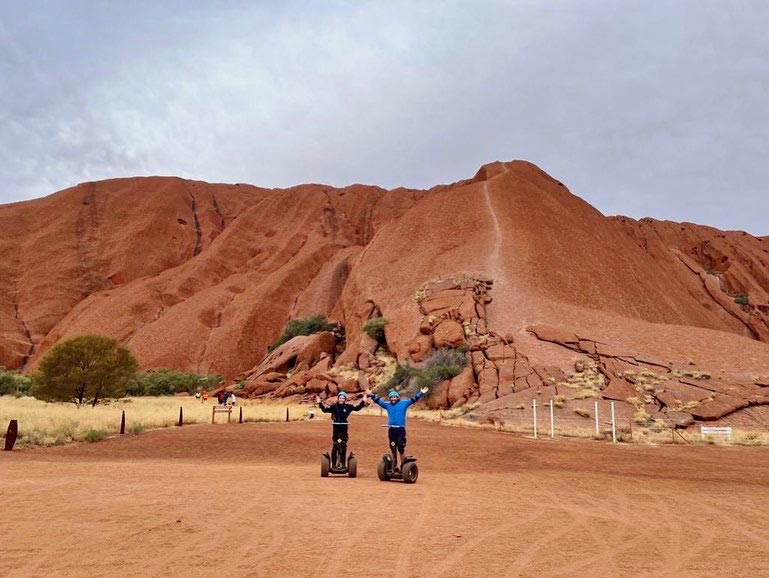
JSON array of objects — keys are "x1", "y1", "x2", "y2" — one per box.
[{"x1": 2, "y1": 417, "x2": 769, "y2": 577}]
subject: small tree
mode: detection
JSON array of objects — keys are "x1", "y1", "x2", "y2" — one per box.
[{"x1": 35, "y1": 336, "x2": 138, "y2": 406}]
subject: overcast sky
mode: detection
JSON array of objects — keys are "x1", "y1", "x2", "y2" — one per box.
[{"x1": 1, "y1": 1, "x2": 768, "y2": 233}]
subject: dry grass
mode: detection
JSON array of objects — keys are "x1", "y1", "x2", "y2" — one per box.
[
  {"x1": 0, "y1": 396, "x2": 310, "y2": 447},
  {"x1": 560, "y1": 362, "x2": 605, "y2": 399}
]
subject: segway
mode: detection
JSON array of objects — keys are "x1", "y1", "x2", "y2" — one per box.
[
  {"x1": 320, "y1": 434, "x2": 357, "y2": 478},
  {"x1": 377, "y1": 453, "x2": 418, "y2": 484}
]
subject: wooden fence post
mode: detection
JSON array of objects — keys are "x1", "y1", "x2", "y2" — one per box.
[{"x1": 4, "y1": 420, "x2": 18, "y2": 451}]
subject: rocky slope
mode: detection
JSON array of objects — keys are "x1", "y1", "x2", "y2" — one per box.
[{"x1": 1, "y1": 161, "x2": 768, "y2": 430}]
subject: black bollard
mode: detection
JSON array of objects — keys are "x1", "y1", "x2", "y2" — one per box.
[
  {"x1": 178, "y1": 406, "x2": 183, "y2": 427},
  {"x1": 4, "y1": 420, "x2": 18, "y2": 451},
  {"x1": 120, "y1": 410, "x2": 126, "y2": 434},
  {"x1": 285, "y1": 407, "x2": 289, "y2": 422},
  {"x1": 239, "y1": 406, "x2": 243, "y2": 424}
]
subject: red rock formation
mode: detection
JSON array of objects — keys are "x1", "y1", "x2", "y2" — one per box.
[{"x1": 2, "y1": 161, "x2": 768, "y2": 427}]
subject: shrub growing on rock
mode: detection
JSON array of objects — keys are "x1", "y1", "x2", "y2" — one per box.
[
  {"x1": 734, "y1": 293, "x2": 749, "y2": 305},
  {"x1": 362, "y1": 317, "x2": 389, "y2": 343},
  {"x1": 269, "y1": 314, "x2": 336, "y2": 351},
  {"x1": 381, "y1": 348, "x2": 468, "y2": 397}
]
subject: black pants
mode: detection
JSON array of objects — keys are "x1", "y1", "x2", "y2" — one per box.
[
  {"x1": 332, "y1": 424, "x2": 349, "y2": 467},
  {"x1": 388, "y1": 427, "x2": 407, "y2": 454}
]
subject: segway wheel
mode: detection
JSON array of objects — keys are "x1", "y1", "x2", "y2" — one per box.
[
  {"x1": 348, "y1": 455, "x2": 357, "y2": 478},
  {"x1": 321, "y1": 454, "x2": 330, "y2": 477},
  {"x1": 402, "y1": 461, "x2": 419, "y2": 484},
  {"x1": 377, "y1": 458, "x2": 391, "y2": 481}
]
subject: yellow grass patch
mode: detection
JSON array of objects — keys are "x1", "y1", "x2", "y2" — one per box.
[{"x1": 0, "y1": 396, "x2": 309, "y2": 447}]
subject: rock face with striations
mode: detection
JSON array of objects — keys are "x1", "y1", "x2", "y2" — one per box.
[{"x1": 1, "y1": 161, "x2": 768, "y2": 428}]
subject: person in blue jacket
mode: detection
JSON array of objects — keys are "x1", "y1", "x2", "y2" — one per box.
[{"x1": 366, "y1": 386, "x2": 428, "y2": 472}]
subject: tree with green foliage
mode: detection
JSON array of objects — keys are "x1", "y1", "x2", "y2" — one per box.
[
  {"x1": 35, "y1": 335, "x2": 138, "y2": 406},
  {"x1": 269, "y1": 314, "x2": 336, "y2": 351}
]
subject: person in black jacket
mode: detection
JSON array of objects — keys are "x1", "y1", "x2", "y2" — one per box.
[{"x1": 316, "y1": 391, "x2": 367, "y2": 468}]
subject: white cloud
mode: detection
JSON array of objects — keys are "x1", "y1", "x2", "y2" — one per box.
[{"x1": 0, "y1": 0, "x2": 767, "y2": 233}]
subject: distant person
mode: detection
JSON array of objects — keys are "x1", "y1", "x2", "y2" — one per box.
[
  {"x1": 365, "y1": 387, "x2": 428, "y2": 473},
  {"x1": 230, "y1": 393, "x2": 237, "y2": 406},
  {"x1": 316, "y1": 391, "x2": 367, "y2": 468},
  {"x1": 217, "y1": 391, "x2": 226, "y2": 405},
  {"x1": 194, "y1": 391, "x2": 201, "y2": 400},
  {"x1": 202, "y1": 391, "x2": 209, "y2": 403}
]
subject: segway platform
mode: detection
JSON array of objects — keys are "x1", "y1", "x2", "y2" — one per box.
[
  {"x1": 377, "y1": 454, "x2": 418, "y2": 483},
  {"x1": 321, "y1": 452, "x2": 357, "y2": 478}
]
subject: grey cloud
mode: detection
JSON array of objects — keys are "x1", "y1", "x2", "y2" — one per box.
[{"x1": 0, "y1": 0, "x2": 767, "y2": 233}]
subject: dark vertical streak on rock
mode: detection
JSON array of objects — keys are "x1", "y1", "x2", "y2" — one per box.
[
  {"x1": 212, "y1": 192, "x2": 225, "y2": 231},
  {"x1": 12, "y1": 302, "x2": 35, "y2": 369}
]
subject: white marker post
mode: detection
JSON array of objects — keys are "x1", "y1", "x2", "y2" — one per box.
[
  {"x1": 594, "y1": 400, "x2": 599, "y2": 437},
  {"x1": 549, "y1": 400, "x2": 554, "y2": 438},
  {"x1": 532, "y1": 399, "x2": 538, "y2": 439},
  {"x1": 610, "y1": 401, "x2": 617, "y2": 444}
]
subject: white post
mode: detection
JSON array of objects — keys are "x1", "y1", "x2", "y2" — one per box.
[
  {"x1": 549, "y1": 400, "x2": 554, "y2": 438},
  {"x1": 532, "y1": 399, "x2": 538, "y2": 439},
  {"x1": 594, "y1": 400, "x2": 599, "y2": 436},
  {"x1": 610, "y1": 401, "x2": 617, "y2": 444}
]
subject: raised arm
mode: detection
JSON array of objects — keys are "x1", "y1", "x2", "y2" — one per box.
[
  {"x1": 315, "y1": 396, "x2": 332, "y2": 413},
  {"x1": 366, "y1": 390, "x2": 388, "y2": 409},
  {"x1": 403, "y1": 388, "x2": 428, "y2": 408},
  {"x1": 351, "y1": 398, "x2": 366, "y2": 411}
]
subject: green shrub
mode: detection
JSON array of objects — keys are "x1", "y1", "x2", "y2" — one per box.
[
  {"x1": 128, "y1": 369, "x2": 223, "y2": 396},
  {"x1": 269, "y1": 315, "x2": 336, "y2": 351},
  {"x1": 381, "y1": 348, "x2": 468, "y2": 397},
  {"x1": 131, "y1": 423, "x2": 145, "y2": 435},
  {"x1": 362, "y1": 317, "x2": 389, "y2": 342},
  {"x1": 734, "y1": 293, "x2": 749, "y2": 305},
  {"x1": 0, "y1": 368, "x2": 34, "y2": 396},
  {"x1": 86, "y1": 429, "x2": 108, "y2": 443}
]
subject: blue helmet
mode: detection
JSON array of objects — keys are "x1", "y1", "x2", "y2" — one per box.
[
  {"x1": 337, "y1": 391, "x2": 348, "y2": 398},
  {"x1": 388, "y1": 390, "x2": 400, "y2": 399}
]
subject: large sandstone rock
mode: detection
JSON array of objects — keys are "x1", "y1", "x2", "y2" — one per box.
[
  {"x1": 246, "y1": 332, "x2": 337, "y2": 379},
  {"x1": 433, "y1": 320, "x2": 465, "y2": 348},
  {"x1": 2, "y1": 161, "x2": 769, "y2": 428}
]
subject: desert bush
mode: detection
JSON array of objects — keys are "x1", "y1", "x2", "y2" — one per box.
[
  {"x1": 734, "y1": 293, "x2": 749, "y2": 305},
  {"x1": 362, "y1": 317, "x2": 389, "y2": 342},
  {"x1": 34, "y1": 336, "x2": 138, "y2": 406},
  {"x1": 128, "y1": 369, "x2": 223, "y2": 396},
  {"x1": 86, "y1": 429, "x2": 107, "y2": 443},
  {"x1": 269, "y1": 314, "x2": 336, "y2": 351},
  {"x1": 131, "y1": 423, "x2": 145, "y2": 434},
  {"x1": 381, "y1": 348, "x2": 467, "y2": 396},
  {"x1": 573, "y1": 408, "x2": 590, "y2": 418},
  {"x1": 633, "y1": 408, "x2": 651, "y2": 425},
  {"x1": 0, "y1": 368, "x2": 34, "y2": 396}
]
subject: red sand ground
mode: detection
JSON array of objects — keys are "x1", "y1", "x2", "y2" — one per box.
[{"x1": 2, "y1": 417, "x2": 768, "y2": 577}]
